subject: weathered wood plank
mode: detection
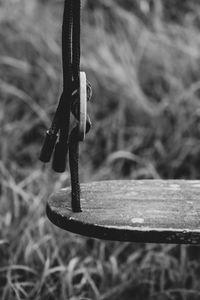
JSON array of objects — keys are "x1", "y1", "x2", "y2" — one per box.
[{"x1": 46, "y1": 180, "x2": 200, "y2": 244}]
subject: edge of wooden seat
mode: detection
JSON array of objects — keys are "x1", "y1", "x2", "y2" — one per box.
[{"x1": 46, "y1": 180, "x2": 200, "y2": 244}]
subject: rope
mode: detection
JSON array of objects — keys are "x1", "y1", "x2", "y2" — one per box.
[
  {"x1": 70, "y1": 0, "x2": 81, "y2": 212},
  {"x1": 52, "y1": 0, "x2": 73, "y2": 172},
  {"x1": 40, "y1": 0, "x2": 73, "y2": 170},
  {"x1": 72, "y1": 0, "x2": 81, "y2": 85},
  {"x1": 40, "y1": 0, "x2": 92, "y2": 213}
]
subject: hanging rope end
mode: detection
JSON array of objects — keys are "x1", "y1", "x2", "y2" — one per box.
[
  {"x1": 52, "y1": 142, "x2": 68, "y2": 173},
  {"x1": 39, "y1": 130, "x2": 58, "y2": 163}
]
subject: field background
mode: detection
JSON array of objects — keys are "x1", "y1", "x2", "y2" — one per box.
[{"x1": 1, "y1": 0, "x2": 200, "y2": 299}]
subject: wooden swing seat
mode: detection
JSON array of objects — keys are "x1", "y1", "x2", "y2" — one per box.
[{"x1": 46, "y1": 180, "x2": 200, "y2": 244}]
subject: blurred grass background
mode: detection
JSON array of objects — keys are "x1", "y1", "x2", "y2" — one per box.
[{"x1": 1, "y1": 0, "x2": 200, "y2": 299}]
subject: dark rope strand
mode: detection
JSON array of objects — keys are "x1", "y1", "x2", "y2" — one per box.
[
  {"x1": 52, "y1": 0, "x2": 73, "y2": 172},
  {"x1": 48, "y1": 0, "x2": 73, "y2": 137},
  {"x1": 69, "y1": 119, "x2": 91, "y2": 212},
  {"x1": 70, "y1": 0, "x2": 82, "y2": 211},
  {"x1": 72, "y1": 0, "x2": 81, "y2": 84},
  {"x1": 39, "y1": 0, "x2": 73, "y2": 165},
  {"x1": 69, "y1": 126, "x2": 81, "y2": 212},
  {"x1": 59, "y1": 0, "x2": 73, "y2": 144}
]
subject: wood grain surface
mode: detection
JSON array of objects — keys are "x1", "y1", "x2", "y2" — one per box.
[{"x1": 46, "y1": 180, "x2": 200, "y2": 244}]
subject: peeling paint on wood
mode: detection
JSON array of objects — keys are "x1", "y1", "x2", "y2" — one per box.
[{"x1": 46, "y1": 180, "x2": 200, "y2": 244}]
